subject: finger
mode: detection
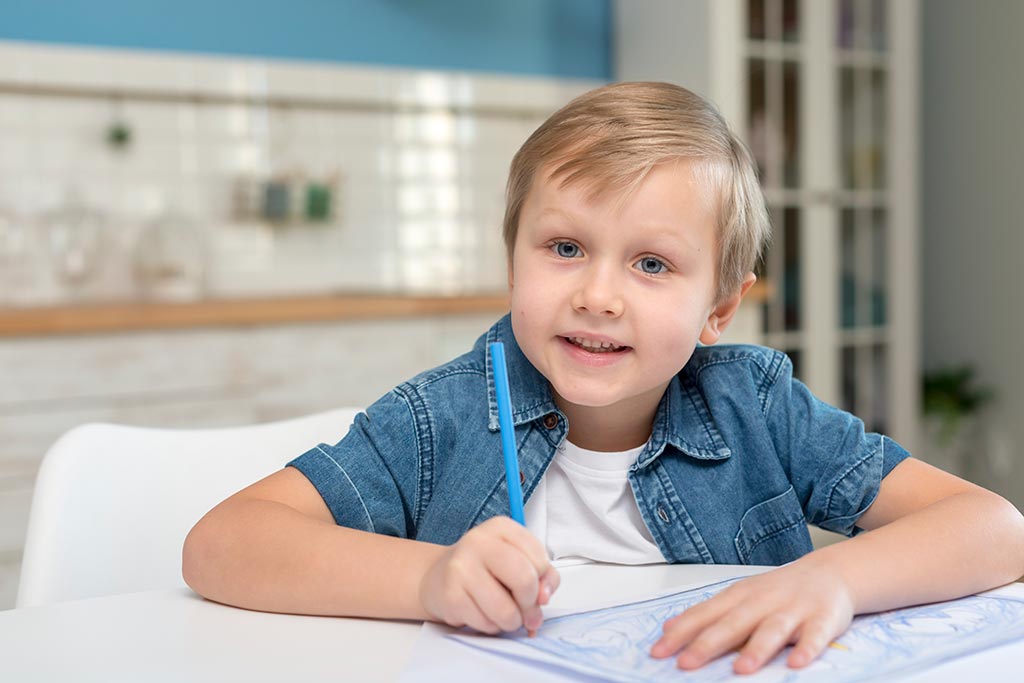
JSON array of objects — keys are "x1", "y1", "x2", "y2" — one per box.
[
  {"x1": 674, "y1": 614, "x2": 761, "y2": 671},
  {"x1": 455, "y1": 587, "x2": 502, "y2": 635},
  {"x1": 524, "y1": 565, "x2": 563, "y2": 634},
  {"x1": 651, "y1": 592, "x2": 744, "y2": 658},
  {"x1": 733, "y1": 613, "x2": 801, "y2": 674},
  {"x1": 520, "y1": 566, "x2": 561, "y2": 635},
  {"x1": 483, "y1": 542, "x2": 541, "y2": 612},
  {"x1": 661, "y1": 581, "x2": 750, "y2": 632},
  {"x1": 483, "y1": 517, "x2": 560, "y2": 610},
  {"x1": 538, "y1": 565, "x2": 560, "y2": 605},
  {"x1": 521, "y1": 565, "x2": 557, "y2": 630},
  {"x1": 787, "y1": 618, "x2": 836, "y2": 668},
  {"x1": 652, "y1": 607, "x2": 718, "y2": 658},
  {"x1": 466, "y1": 568, "x2": 527, "y2": 633}
]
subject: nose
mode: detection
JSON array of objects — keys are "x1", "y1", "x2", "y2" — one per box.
[{"x1": 571, "y1": 263, "x2": 624, "y2": 317}]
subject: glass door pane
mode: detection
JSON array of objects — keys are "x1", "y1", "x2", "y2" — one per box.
[
  {"x1": 746, "y1": 1, "x2": 802, "y2": 189},
  {"x1": 782, "y1": 0, "x2": 801, "y2": 42},
  {"x1": 839, "y1": 343, "x2": 887, "y2": 433},
  {"x1": 870, "y1": 68, "x2": 887, "y2": 189},
  {"x1": 839, "y1": 66, "x2": 857, "y2": 189},
  {"x1": 746, "y1": 0, "x2": 805, "y2": 380},
  {"x1": 837, "y1": 0, "x2": 887, "y2": 51},
  {"x1": 783, "y1": 61, "x2": 801, "y2": 188},
  {"x1": 840, "y1": 207, "x2": 857, "y2": 328},
  {"x1": 783, "y1": 207, "x2": 801, "y2": 331},
  {"x1": 839, "y1": 66, "x2": 882, "y2": 190},
  {"x1": 871, "y1": 208, "x2": 887, "y2": 326},
  {"x1": 761, "y1": 205, "x2": 803, "y2": 333},
  {"x1": 835, "y1": 0, "x2": 892, "y2": 436},
  {"x1": 748, "y1": 0, "x2": 767, "y2": 40},
  {"x1": 839, "y1": 206, "x2": 886, "y2": 329},
  {"x1": 748, "y1": 58, "x2": 768, "y2": 184}
]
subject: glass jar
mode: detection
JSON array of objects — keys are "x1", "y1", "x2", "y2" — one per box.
[
  {"x1": 0, "y1": 206, "x2": 36, "y2": 305},
  {"x1": 132, "y1": 208, "x2": 207, "y2": 301},
  {"x1": 44, "y1": 193, "x2": 106, "y2": 297}
]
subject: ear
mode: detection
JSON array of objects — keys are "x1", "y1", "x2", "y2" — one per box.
[{"x1": 699, "y1": 272, "x2": 757, "y2": 345}]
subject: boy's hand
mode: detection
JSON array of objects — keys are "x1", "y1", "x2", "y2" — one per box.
[
  {"x1": 651, "y1": 561, "x2": 854, "y2": 674},
  {"x1": 419, "y1": 516, "x2": 560, "y2": 635}
]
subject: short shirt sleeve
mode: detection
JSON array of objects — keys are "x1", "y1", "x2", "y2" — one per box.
[
  {"x1": 764, "y1": 354, "x2": 911, "y2": 537},
  {"x1": 287, "y1": 389, "x2": 421, "y2": 538}
]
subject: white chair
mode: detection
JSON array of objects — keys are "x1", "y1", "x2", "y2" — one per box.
[{"x1": 16, "y1": 407, "x2": 360, "y2": 608}]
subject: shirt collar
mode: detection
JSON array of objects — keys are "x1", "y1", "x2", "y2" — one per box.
[
  {"x1": 482, "y1": 314, "x2": 731, "y2": 463},
  {"x1": 636, "y1": 369, "x2": 732, "y2": 467}
]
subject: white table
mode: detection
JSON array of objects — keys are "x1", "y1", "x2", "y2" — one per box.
[{"x1": 1, "y1": 563, "x2": 1021, "y2": 682}]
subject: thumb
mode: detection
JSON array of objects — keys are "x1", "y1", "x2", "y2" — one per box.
[
  {"x1": 537, "y1": 565, "x2": 561, "y2": 605},
  {"x1": 523, "y1": 566, "x2": 560, "y2": 637}
]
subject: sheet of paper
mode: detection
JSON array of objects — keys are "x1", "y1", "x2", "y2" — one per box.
[
  {"x1": 408, "y1": 577, "x2": 1024, "y2": 682},
  {"x1": 400, "y1": 622, "x2": 612, "y2": 683}
]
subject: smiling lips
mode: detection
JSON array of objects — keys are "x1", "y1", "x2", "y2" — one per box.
[{"x1": 562, "y1": 335, "x2": 630, "y2": 353}]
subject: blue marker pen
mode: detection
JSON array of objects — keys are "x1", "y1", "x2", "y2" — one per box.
[{"x1": 489, "y1": 342, "x2": 526, "y2": 525}]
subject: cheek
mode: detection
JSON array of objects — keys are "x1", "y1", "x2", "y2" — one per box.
[
  {"x1": 510, "y1": 305, "x2": 546, "y2": 369},
  {"x1": 643, "y1": 300, "x2": 705, "y2": 351},
  {"x1": 508, "y1": 285, "x2": 529, "y2": 321},
  {"x1": 509, "y1": 264, "x2": 548, "y2": 310}
]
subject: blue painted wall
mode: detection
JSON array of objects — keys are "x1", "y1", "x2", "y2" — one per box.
[{"x1": 0, "y1": 0, "x2": 611, "y2": 80}]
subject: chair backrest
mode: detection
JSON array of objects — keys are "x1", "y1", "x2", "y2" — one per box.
[{"x1": 16, "y1": 407, "x2": 360, "y2": 608}]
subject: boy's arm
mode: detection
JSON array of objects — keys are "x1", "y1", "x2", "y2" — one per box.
[
  {"x1": 810, "y1": 457, "x2": 1024, "y2": 611},
  {"x1": 183, "y1": 467, "x2": 559, "y2": 633},
  {"x1": 652, "y1": 458, "x2": 1024, "y2": 673},
  {"x1": 182, "y1": 466, "x2": 445, "y2": 619}
]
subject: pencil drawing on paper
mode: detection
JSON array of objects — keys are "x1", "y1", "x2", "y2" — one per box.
[{"x1": 461, "y1": 577, "x2": 1024, "y2": 682}]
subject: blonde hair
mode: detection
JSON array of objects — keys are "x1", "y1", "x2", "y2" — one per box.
[{"x1": 502, "y1": 81, "x2": 770, "y2": 304}]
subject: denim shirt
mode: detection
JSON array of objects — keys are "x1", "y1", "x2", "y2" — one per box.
[{"x1": 288, "y1": 314, "x2": 910, "y2": 566}]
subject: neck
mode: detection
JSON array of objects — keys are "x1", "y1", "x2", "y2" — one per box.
[{"x1": 553, "y1": 385, "x2": 666, "y2": 452}]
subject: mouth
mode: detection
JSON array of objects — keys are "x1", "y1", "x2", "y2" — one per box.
[{"x1": 561, "y1": 336, "x2": 631, "y2": 354}]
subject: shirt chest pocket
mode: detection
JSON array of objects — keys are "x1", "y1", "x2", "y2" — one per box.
[{"x1": 734, "y1": 486, "x2": 811, "y2": 565}]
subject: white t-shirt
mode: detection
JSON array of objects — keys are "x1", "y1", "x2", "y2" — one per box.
[{"x1": 523, "y1": 439, "x2": 665, "y2": 565}]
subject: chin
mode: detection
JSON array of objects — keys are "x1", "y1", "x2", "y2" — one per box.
[{"x1": 550, "y1": 382, "x2": 620, "y2": 409}]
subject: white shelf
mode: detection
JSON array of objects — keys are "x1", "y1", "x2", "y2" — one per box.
[{"x1": 615, "y1": 0, "x2": 920, "y2": 450}]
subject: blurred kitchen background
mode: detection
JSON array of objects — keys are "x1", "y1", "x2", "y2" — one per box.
[{"x1": 0, "y1": 0, "x2": 1020, "y2": 609}]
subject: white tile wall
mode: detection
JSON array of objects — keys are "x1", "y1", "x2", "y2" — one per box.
[
  {"x1": 0, "y1": 40, "x2": 602, "y2": 306},
  {"x1": 0, "y1": 41, "x2": 604, "y2": 609}
]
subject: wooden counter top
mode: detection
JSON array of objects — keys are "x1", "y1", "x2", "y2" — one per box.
[
  {"x1": 0, "y1": 293, "x2": 510, "y2": 337},
  {"x1": 0, "y1": 282, "x2": 770, "y2": 338}
]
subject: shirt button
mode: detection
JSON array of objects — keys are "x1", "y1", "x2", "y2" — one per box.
[
  {"x1": 542, "y1": 413, "x2": 559, "y2": 429},
  {"x1": 519, "y1": 470, "x2": 526, "y2": 486},
  {"x1": 657, "y1": 506, "x2": 670, "y2": 523}
]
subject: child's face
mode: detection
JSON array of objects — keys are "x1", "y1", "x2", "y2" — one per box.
[{"x1": 509, "y1": 160, "x2": 734, "y2": 422}]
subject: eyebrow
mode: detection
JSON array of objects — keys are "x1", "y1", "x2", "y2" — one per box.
[{"x1": 535, "y1": 208, "x2": 708, "y2": 255}]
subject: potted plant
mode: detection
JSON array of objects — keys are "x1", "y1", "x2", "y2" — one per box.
[{"x1": 921, "y1": 366, "x2": 995, "y2": 477}]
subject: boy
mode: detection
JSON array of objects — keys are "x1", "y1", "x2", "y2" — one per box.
[{"x1": 183, "y1": 82, "x2": 1024, "y2": 674}]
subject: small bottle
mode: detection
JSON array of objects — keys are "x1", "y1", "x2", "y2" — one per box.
[
  {"x1": 0, "y1": 206, "x2": 37, "y2": 305},
  {"x1": 133, "y1": 206, "x2": 207, "y2": 301},
  {"x1": 44, "y1": 191, "x2": 106, "y2": 298},
  {"x1": 262, "y1": 176, "x2": 291, "y2": 224}
]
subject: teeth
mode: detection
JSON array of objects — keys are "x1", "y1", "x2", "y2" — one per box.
[{"x1": 567, "y1": 336, "x2": 625, "y2": 352}]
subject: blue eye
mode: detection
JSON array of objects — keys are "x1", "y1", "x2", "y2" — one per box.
[
  {"x1": 553, "y1": 241, "x2": 581, "y2": 258},
  {"x1": 635, "y1": 256, "x2": 668, "y2": 275}
]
